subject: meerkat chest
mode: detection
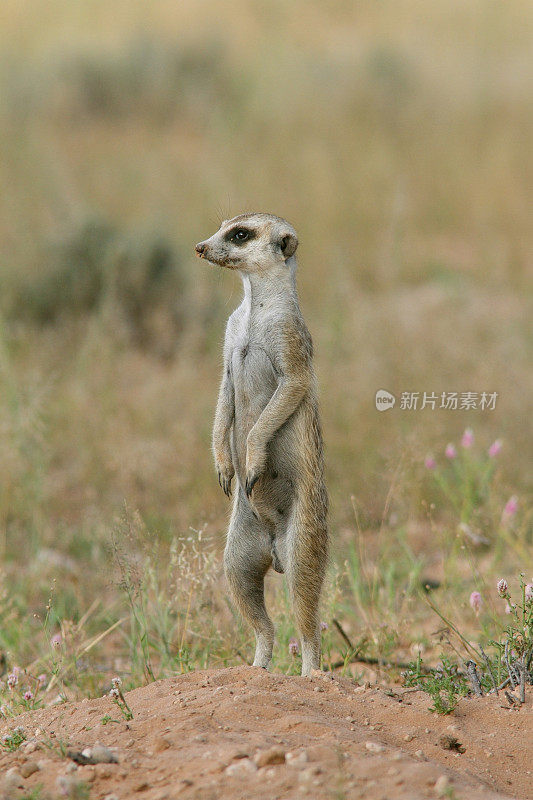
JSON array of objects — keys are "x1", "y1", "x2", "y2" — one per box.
[
  {"x1": 229, "y1": 312, "x2": 279, "y2": 409},
  {"x1": 230, "y1": 338, "x2": 278, "y2": 399}
]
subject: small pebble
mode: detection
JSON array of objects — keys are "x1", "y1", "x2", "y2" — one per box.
[
  {"x1": 298, "y1": 766, "x2": 321, "y2": 783},
  {"x1": 80, "y1": 744, "x2": 118, "y2": 764},
  {"x1": 20, "y1": 761, "x2": 40, "y2": 778},
  {"x1": 154, "y1": 737, "x2": 171, "y2": 752},
  {"x1": 286, "y1": 750, "x2": 308, "y2": 767},
  {"x1": 365, "y1": 741, "x2": 385, "y2": 754},
  {"x1": 225, "y1": 758, "x2": 257, "y2": 776},
  {"x1": 434, "y1": 775, "x2": 449, "y2": 795},
  {"x1": 254, "y1": 746, "x2": 286, "y2": 767},
  {"x1": 3, "y1": 768, "x2": 24, "y2": 790}
]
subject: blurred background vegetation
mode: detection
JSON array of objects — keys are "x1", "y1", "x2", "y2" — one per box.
[{"x1": 0, "y1": 0, "x2": 531, "y2": 690}]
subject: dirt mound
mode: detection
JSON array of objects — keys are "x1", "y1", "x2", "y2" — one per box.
[{"x1": 1, "y1": 666, "x2": 531, "y2": 799}]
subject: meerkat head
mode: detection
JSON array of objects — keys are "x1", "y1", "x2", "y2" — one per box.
[{"x1": 195, "y1": 213, "x2": 298, "y2": 274}]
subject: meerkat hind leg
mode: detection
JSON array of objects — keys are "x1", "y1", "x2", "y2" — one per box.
[
  {"x1": 286, "y1": 518, "x2": 326, "y2": 676},
  {"x1": 224, "y1": 498, "x2": 274, "y2": 669}
]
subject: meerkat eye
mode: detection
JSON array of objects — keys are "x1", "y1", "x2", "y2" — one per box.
[{"x1": 225, "y1": 226, "x2": 255, "y2": 245}]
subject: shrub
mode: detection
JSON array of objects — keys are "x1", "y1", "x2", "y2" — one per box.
[{"x1": 8, "y1": 217, "x2": 186, "y2": 356}]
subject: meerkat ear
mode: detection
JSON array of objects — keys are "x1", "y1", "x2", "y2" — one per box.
[{"x1": 279, "y1": 232, "x2": 298, "y2": 259}]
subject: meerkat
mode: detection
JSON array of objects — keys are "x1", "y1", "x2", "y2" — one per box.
[{"x1": 195, "y1": 213, "x2": 328, "y2": 676}]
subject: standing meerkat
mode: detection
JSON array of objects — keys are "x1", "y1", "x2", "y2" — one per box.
[{"x1": 195, "y1": 213, "x2": 328, "y2": 676}]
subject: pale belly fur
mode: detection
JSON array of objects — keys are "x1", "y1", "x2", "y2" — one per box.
[{"x1": 229, "y1": 344, "x2": 294, "y2": 525}]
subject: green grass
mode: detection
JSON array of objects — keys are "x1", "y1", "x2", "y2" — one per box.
[
  {"x1": 404, "y1": 656, "x2": 470, "y2": 715},
  {"x1": 1, "y1": 726, "x2": 26, "y2": 752},
  {"x1": 18, "y1": 788, "x2": 46, "y2": 800}
]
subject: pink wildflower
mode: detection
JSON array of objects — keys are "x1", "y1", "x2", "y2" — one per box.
[
  {"x1": 109, "y1": 687, "x2": 120, "y2": 700},
  {"x1": 23, "y1": 691, "x2": 34, "y2": 702},
  {"x1": 505, "y1": 602, "x2": 515, "y2": 614},
  {"x1": 469, "y1": 591, "x2": 483, "y2": 614},
  {"x1": 288, "y1": 638, "x2": 300, "y2": 656},
  {"x1": 6, "y1": 673, "x2": 18, "y2": 689},
  {"x1": 320, "y1": 621, "x2": 328, "y2": 631},
  {"x1": 51, "y1": 634, "x2": 62, "y2": 649},
  {"x1": 488, "y1": 439, "x2": 502, "y2": 458},
  {"x1": 424, "y1": 456, "x2": 436, "y2": 470},
  {"x1": 445, "y1": 443, "x2": 457, "y2": 459},
  {"x1": 502, "y1": 496, "x2": 518, "y2": 518},
  {"x1": 525, "y1": 584, "x2": 533, "y2": 602},
  {"x1": 38, "y1": 674, "x2": 47, "y2": 686},
  {"x1": 461, "y1": 428, "x2": 474, "y2": 448},
  {"x1": 497, "y1": 579, "x2": 508, "y2": 597}
]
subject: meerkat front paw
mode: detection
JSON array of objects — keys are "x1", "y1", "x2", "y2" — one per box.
[
  {"x1": 215, "y1": 451, "x2": 234, "y2": 497},
  {"x1": 245, "y1": 437, "x2": 266, "y2": 497},
  {"x1": 217, "y1": 465, "x2": 234, "y2": 497},
  {"x1": 218, "y1": 468, "x2": 234, "y2": 497},
  {"x1": 245, "y1": 471, "x2": 259, "y2": 497}
]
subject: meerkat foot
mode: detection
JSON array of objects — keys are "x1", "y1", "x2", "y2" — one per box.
[
  {"x1": 252, "y1": 638, "x2": 273, "y2": 669},
  {"x1": 300, "y1": 636, "x2": 321, "y2": 677}
]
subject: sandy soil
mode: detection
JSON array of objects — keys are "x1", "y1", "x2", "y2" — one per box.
[{"x1": 1, "y1": 666, "x2": 531, "y2": 800}]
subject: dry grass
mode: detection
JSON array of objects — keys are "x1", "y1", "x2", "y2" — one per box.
[{"x1": 0, "y1": 0, "x2": 531, "y2": 699}]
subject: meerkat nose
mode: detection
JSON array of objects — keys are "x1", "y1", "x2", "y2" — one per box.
[{"x1": 195, "y1": 242, "x2": 206, "y2": 256}]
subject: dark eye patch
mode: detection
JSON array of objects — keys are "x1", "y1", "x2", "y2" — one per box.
[{"x1": 224, "y1": 227, "x2": 256, "y2": 245}]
